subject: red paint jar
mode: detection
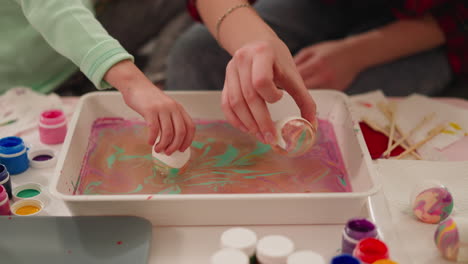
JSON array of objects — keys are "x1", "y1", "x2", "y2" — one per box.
[{"x1": 353, "y1": 238, "x2": 389, "y2": 264}]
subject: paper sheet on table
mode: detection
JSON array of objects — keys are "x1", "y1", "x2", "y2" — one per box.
[
  {"x1": 0, "y1": 87, "x2": 64, "y2": 137},
  {"x1": 350, "y1": 90, "x2": 389, "y2": 129},
  {"x1": 396, "y1": 95, "x2": 468, "y2": 158},
  {"x1": 377, "y1": 159, "x2": 468, "y2": 264}
]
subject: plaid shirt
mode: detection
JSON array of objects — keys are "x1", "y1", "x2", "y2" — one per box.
[{"x1": 187, "y1": 0, "x2": 467, "y2": 77}]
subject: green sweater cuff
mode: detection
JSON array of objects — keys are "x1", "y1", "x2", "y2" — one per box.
[{"x1": 80, "y1": 39, "x2": 134, "y2": 90}]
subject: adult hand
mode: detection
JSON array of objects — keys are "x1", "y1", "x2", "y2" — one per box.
[
  {"x1": 222, "y1": 40, "x2": 317, "y2": 144},
  {"x1": 294, "y1": 40, "x2": 362, "y2": 91}
]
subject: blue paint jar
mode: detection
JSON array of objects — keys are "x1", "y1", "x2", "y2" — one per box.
[
  {"x1": 0, "y1": 164, "x2": 12, "y2": 199},
  {"x1": 0, "y1": 137, "x2": 29, "y2": 175}
]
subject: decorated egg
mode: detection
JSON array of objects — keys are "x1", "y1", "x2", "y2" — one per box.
[
  {"x1": 152, "y1": 138, "x2": 191, "y2": 175},
  {"x1": 272, "y1": 117, "x2": 317, "y2": 158},
  {"x1": 434, "y1": 217, "x2": 468, "y2": 262},
  {"x1": 411, "y1": 180, "x2": 454, "y2": 224}
]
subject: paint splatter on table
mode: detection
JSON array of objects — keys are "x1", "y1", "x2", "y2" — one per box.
[{"x1": 76, "y1": 118, "x2": 350, "y2": 195}]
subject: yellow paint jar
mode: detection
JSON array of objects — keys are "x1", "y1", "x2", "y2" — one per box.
[{"x1": 11, "y1": 199, "x2": 44, "y2": 216}]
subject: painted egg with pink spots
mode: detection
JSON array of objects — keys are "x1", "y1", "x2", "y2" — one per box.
[
  {"x1": 412, "y1": 186, "x2": 453, "y2": 224},
  {"x1": 434, "y1": 217, "x2": 468, "y2": 262}
]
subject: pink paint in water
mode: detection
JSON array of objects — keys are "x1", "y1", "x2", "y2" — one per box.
[{"x1": 76, "y1": 118, "x2": 351, "y2": 195}]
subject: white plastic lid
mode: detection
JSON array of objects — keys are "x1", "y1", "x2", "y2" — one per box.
[
  {"x1": 287, "y1": 250, "x2": 325, "y2": 264},
  {"x1": 221, "y1": 227, "x2": 258, "y2": 256},
  {"x1": 211, "y1": 248, "x2": 249, "y2": 264},
  {"x1": 256, "y1": 235, "x2": 295, "y2": 264}
]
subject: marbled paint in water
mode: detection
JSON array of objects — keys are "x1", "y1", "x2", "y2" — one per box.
[{"x1": 76, "y1": 118, "x2": 350, "y2": 195}]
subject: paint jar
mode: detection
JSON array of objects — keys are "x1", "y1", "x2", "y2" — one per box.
[
  {"x1": 286, "y1": 250, "x2": 325, "y2": 264},
  {"x1": 256, "y1": 235, "x2": 295, "y2": 264},
  {"x1": 11, "y1": 198, "x2": 45, "y2": 216},
  {"x1": 372, "y1": 260, "x2": 398, "y2": 264},
  {"x1": 28, "y1": 148, "x2": 57, "y2": 169},
  {"x1": 353, "y1": 238, "x2": 389, "y2": 264},
  {"x1": 221, "y1": 227, "x2": 258, "y2": 264},
  {"x1": 39, "y1": 109, "x2": 67, "y2": 145},
  {"x1": 342, "y1": 218, "x2": 378, "y2": 254},
  {"x1": 13, "y1": 183, "x2": 46, "y2": 204},
  {"x1": 0, "y1": 185, "x2": 11, "y2": 215},
  {"x1": 434, "y1": 217, "x2": 468, "y2": 262},
  {"x1": 272, "y1": 116, "x2": 317, "y2": 158},
  {"x1": 331, "y1": 254, "x2": 360, "y2": 264},
  {"x1": 0, "y1": 136, "x2": 29, "y2": 175},
  {"x1": 411, "y1": 180, "x2": 453, "y2": 224},
  {"x1": 0, "y1": 164, "x2": 12, "y2": 199},
  {"x1": 211, "y1": 248, "x2": 249, "y2": 264}
]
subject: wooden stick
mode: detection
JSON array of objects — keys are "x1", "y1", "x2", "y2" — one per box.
[
  {"x1": 377, "y1": 101, "x2": 418, "y2": 158},
  {"x1": 382, "y1": 112, "x2": 436, "y2": 157},
  {"x1": 362, "y1": 117, "x2": 422, "y2": 160},
  {"x1": 385, "y1": 102, "x2": 397, "y2": 156},
  {"x1": 395, "y1": 124, "x2": 446, "y2": 160}
]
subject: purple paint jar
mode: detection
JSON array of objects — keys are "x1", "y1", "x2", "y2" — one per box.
[{"x1": 342, "y1": 218, "x2": 378, "y2": 254}]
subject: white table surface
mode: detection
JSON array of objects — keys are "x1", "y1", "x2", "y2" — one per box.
[{"x1": 8, "y1": 96, "x2": 468, "y2": 264}]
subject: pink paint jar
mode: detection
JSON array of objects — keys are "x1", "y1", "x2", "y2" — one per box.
[
  {"x1": 39, "y1": 109, "x2": 67, "y2": 145},
  {"x1": 0, "y1": 185, "x2": 11, "y2": 215}
]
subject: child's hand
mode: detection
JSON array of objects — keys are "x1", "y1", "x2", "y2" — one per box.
[
  {"x1": 294, "y1": 40, "x2": 363, "y2": 91},
  {"x1": 222, "y1": 40, "x2": 316, "y2": 144},
  {"x1": 105, "y1": 60, "x2": 195, "y2": 155}
]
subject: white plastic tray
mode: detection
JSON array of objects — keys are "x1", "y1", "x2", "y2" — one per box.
[{"x1": 50, "y1": 90, "x2": 380, "y2": 226}]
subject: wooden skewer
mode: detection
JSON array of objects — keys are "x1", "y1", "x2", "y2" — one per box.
[
  {"x1": 395, "y1": 124, "x2": 446, "y2": 160},
  {"x1": 384, "y1": 102, "x2": 397, "y2": 157},
  {"x1": 362, "y1": 117, "x2": 422, "y2": 160},
  {"x1": 377, "y1": 101, "x2": 420, "y2": 158},
  {"x1": 382, "y1": 112, "x2": 436, "y2": 157}
]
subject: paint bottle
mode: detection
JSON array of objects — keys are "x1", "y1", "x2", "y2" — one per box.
[
  {"x1": 11, "y1": 199, "x2": 44, "y2": 216},
  {"x1": 39, "y1": 109, "x2": 67, "y2": 145},
  {"x1": 0, "y1": 185, "x2": 12, "y2": 215},
  {"x1": 330, "y1": 254, "x2": 360, "y2": 264},
  {"x1": 221, "y1": 227, "x2": 258, "y2": 264},
  {"x1": 0, "y1": 136, "x2": 29, "y2": 175},
  {"x1": 353, "y1": 238, "x2": 389, "y2": 264},
  {"x1": 372, "y1": 260, "x2": 398, "y2": 264},
  {"x1": 211, "y1": 248, "x2": 249, "y2": 264},
  {"x1": 256, "y1": 235, "x2": 295, "y2": 264},
  {"x1": 0, "y1": 164, "x2": 12, "y2": 199},
  {"x1": 342, "y1": 218, "x2": 378, "y2": 254},
  {"x1": 286, "y1": 250, "x2": 325, "y2": 264}
]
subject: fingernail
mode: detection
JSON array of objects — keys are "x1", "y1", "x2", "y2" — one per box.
[
  {"x1": 264, "y1": 132, "x2": 275, "y2": 144},
  {"x1": 239, "y1": 125, "x2": 248, "y2": 133},
  {"x1": 256, "y1": 133, "x2": 266, "y2": 144}
]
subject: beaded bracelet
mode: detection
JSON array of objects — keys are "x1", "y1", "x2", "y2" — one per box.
[{"x1": 216, "y1": 3, "x2": 252, "y2": 41}]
